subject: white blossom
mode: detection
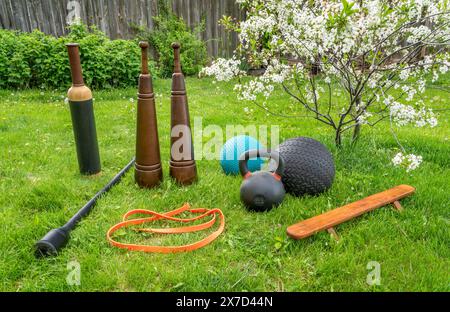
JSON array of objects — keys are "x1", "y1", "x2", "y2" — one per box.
[
  {"x1": 389, "y1": 101, "x2": 437, "y2": 128},
  {"x1": 357, "y1": 112, "x2": 373, "y2": 125},
  {"x1": 392, "y1": 152, "x2": 423, "y2": 172},
  {"x1": 392, "y1": 153, "x2": 405, "y2": 166},
  {"x1": 399, "y1": 69, "x2": 411, "y2": 81},
  {"x1": 199, "y1": 57, "x2": 245, "y2": 82}
]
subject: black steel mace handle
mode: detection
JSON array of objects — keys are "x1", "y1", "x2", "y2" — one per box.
[{"x1": 35, "y1": 158, "x2": 135, "y2": 258}]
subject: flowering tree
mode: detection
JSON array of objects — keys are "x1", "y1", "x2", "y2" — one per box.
[{"x1": 201, "y1": 0, "x2": 449, "y2": 171}]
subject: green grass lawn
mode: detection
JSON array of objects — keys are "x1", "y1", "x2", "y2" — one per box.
[{"x1": 0, "y1": 77, "x2": 448, "y2": 292}]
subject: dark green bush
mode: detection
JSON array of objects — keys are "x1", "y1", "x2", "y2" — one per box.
[
  {"x1": 0, "y1": 29, "x2": 34, "y2": 89},
  {"x1": 0, "y1": 23, "x2": 157, "y2": 90},
  {"x1": 135, "y1": 0, "x2": 208, "y2": 78}
]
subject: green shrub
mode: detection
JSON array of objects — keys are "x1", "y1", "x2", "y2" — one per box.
[
  {"x1": 106, "y1": 40, "x2": 145, "y2": 89},
  {"x1": 0, "y1": 30, "x2": 32, "y2": 89},
  {"x1": 0, "y1": 23, "x2": 157, "y2": 90},
  {"x1": 135, "y1": 0, "x2": 208, "y2": 78}
]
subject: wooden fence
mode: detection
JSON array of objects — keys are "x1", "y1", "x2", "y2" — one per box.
[{"x1": 0, "y1": 0, "x2": 244, "y2": 58}]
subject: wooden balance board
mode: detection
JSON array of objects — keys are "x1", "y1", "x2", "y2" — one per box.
[{"x1": 287, "y1": 185, "x2": 416, "y2": 240}]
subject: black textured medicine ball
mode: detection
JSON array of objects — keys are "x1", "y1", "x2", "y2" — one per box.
[{"x1": 275, "y1": 137, "x2": 335, "y2": 196}]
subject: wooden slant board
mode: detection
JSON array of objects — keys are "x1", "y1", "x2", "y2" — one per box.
[{"x1": 287, "y1": 185, "x2": 416, "y2": 240}]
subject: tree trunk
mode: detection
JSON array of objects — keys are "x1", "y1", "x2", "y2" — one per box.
[
  {"x1": 352, "y1": 123, "x2": 362, "y2": 145},
  {"x1": 335, "y1": 130, "x2": 342, "y2": 148},
  {"x1": 352, "y1": 95, "x2": 363, "y2": 145}
]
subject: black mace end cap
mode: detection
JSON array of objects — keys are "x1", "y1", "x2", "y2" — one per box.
[
  {"x1": 139, "y1": 41, "x2": 149, "y2": 49},
  {"x1": 34, "y1": 228, "x2": 69, "y2": 258},
  {"x1": 172, "y1": 42, "x2": 181, "y2": 49}
]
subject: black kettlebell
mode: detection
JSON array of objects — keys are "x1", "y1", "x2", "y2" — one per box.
[{"x1": 239, "y1": 149, "x2": 286, "y2": 212}]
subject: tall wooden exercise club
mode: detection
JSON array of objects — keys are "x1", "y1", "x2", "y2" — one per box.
[
  {"x1": 66, "y1": 43, "x2": 101, "y2": 175},
  {"x1": 134, "y1": 42, "x2": 163, "y2": 188},
  {"x1": 169, "y1": 42, "x2": 197, "y2": 185}
]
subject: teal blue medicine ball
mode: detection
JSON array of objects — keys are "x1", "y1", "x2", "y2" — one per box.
[{"x1": 220, "y1": 135, "x2": 264, "y2": 175}]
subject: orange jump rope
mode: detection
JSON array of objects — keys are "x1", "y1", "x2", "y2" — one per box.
[{"x1": 107, "y1": 203, "x2": 225, "y2": 253}]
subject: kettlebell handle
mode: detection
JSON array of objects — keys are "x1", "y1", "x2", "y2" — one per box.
[{"x1": 239, "y1": 149, "x2": 284, "y2": 179}]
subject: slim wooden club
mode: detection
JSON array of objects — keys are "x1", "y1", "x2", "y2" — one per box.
[
  {"x1": 135, "y1": 42, "x2": 163, "y2": 188},
  {"x1": 169, "y1": 42, "x2": 197, "y2": 185},
  {"x1": 66, "y1": 43, "x2": 101, "y2": 175}
]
